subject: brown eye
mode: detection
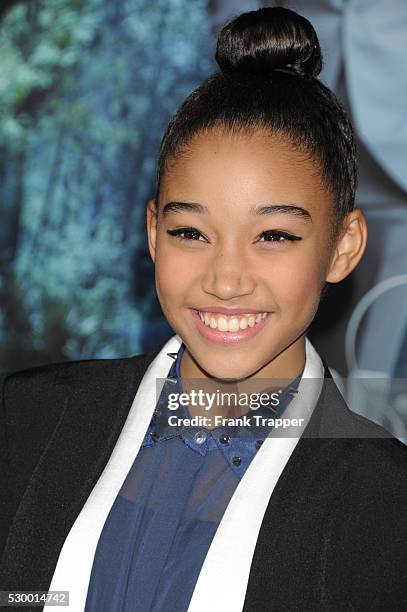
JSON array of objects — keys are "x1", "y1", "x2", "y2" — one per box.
[{"x1": 167, "y1": 227, "x2": 206, "y2": 242}]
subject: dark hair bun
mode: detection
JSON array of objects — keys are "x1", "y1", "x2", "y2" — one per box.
[{"x1": 215, "y1": 7, "x2": 322, "y2": 79}]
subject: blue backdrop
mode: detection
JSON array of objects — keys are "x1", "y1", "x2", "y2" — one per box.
[{"x1": 1, "y1": 0, "x2": 406, "y2": 439}]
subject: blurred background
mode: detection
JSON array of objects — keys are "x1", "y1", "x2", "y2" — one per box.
[{"x1": 1, "y1": 0, "x2": 406, "y2": 439}]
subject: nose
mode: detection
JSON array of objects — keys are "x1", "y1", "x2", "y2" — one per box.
[{"x1": 200, "y1": 243, "x2": 256, "y2": 300}]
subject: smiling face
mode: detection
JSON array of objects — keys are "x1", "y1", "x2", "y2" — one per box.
[{"x1": 147, "y1": 127, "x2": 366, "y2": 381}]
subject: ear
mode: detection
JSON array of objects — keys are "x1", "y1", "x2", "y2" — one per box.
[
  {"x1": 325, "y1": 208, "x2": 368, "y2": 283},
  {"x1": 146, "y1": 198, "x2": 158, "y2": 264}
]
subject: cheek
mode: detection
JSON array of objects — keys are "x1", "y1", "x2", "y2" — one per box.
[
  {"x1": 273, "y1": 252, "x2": 324, "y2": 316},
  {"x1": 154, "y1": 245, "x2": 195, "y2": 306}
]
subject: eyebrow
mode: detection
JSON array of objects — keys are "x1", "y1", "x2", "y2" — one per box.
[{"x1": 162, "y1": 201, "x2": 312, "y2": 221}]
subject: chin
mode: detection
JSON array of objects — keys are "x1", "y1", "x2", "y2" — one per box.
[{"x1": 200, "y1": 361, "x2": 254, "y2": 382}]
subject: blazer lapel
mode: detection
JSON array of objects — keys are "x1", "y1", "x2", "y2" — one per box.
[
  {"x1": 187, "y1": 337, "x2": 325, "y2": 612},
  {"x1": 46, "y1": 336, "x2": 183, "y2": 610}
]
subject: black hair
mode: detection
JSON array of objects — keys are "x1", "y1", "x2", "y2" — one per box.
[{"x1": 154, "y1": 6, "x2": 357, "y2": 244}]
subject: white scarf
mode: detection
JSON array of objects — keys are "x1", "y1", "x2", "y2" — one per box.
[{"x1": 48, "y1": 335, "x2": 324, "y2": 611}]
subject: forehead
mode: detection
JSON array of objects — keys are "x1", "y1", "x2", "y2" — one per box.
[{"x1": 160, "y1": 127, "x2": 331, "y2": 218}]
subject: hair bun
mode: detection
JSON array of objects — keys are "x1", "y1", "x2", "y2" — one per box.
[{"x1": 215, "y1": 7, "x2": 322, "y2": 79}]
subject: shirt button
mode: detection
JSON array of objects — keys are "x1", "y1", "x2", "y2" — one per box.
[
  {"x1": 255, "y1": 439, "x2": 263, "y2": 450},
  {"x1": 194, "y1": 430, "x2": 207, "y2": 445},
  {"x1": 219, "y1": 433, "x2": 230, "y2": 444},
  {"x1": 232, "y1": 456, "x2": 242, "y2": 467},
  {"x1": 150, "y1": 431, "x2": 160, "y2": 442}
]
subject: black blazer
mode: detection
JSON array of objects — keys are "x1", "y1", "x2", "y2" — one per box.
[{"x1": 0, "y1": 346, "x2": 406, "y2": 611}]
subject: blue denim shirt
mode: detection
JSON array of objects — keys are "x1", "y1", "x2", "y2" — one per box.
[{"x1": 85, "y1": 343, "x2": 301, "y2": 611}]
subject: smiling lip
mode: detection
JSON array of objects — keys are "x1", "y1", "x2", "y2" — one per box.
[
  {"x1": 195, "y1": 307, "x2": 267, "y2": 315},
  {"x1": 191, "y1": 308, "x2": 271, "y2": 345}
]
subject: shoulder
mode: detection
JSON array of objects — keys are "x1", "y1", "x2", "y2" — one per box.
[
  {"x1": 1, "y1": 345, "x2": 163, "y2": 464},
  {"x1": 0, "y1": 346, "x2": 164, "y2": 519},
  {"x1": 337, "y1": 402, "x2": 407, "y2": 464},
  {"x1": 312, "y1": 369, "x2": 406, "y2": 444},
  {"x1": 301, "y1": 372, "x2": 407, "y2": 492},
  {"x1": 1, "y1": 346, "x2": 161, "y2": 402},
  {"x1": 1, "y1": 348, "x2": 162, "y2": 441}
]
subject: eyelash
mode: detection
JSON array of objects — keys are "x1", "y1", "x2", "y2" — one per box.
[{"x1": 166, "y1": 227, "x2": 302, "y2": 244}]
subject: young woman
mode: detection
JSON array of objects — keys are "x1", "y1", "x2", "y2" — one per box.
[{"x1": 1, "y1": 7, "x2": 406, "y2": 611}]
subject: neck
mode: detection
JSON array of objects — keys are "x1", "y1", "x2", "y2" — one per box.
[
  {"x1": 180, "y1": 335, "x2": 306, "y2": 381},
  {"x1": 178, "y1": 335, "x2": 307, "y2": 421}
]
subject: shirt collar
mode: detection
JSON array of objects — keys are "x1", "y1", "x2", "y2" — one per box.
[{"x1": 148, "y1": 342, "x2": 303, "y2": 448}]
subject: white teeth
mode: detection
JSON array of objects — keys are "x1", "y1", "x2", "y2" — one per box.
[
  {"x1": 218, "y1": 317, "x2": 228, "y2": 331},
  {"x1": 239, "y1": 318, "x2": 248, "y2": 330},
  {"x1": 197, "y1": 311, "x2": 269, "y2": 332},
  {"x1": 228, "y1": 318, "x2": 240, "y2": 332}
]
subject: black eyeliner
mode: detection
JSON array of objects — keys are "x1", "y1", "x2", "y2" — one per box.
[
  {"x1": 167, "y1": 227, "x2": 199, "y2": 235},
  {"x1": 166, "y1": 227, "x2": 205, "y2": 241},
  {"x1": 260, "y1": 230, "x2": 302, "y2": 241},
  {"x1": 167, "y1": 228, "x2": 302, "y2": 242}
]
